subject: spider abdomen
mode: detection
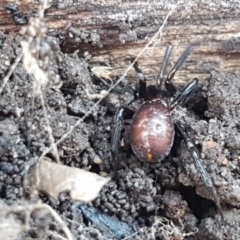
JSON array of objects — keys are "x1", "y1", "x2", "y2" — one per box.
[{"x1": 130, "y1": 100, "x2": 174, "y2": 162}]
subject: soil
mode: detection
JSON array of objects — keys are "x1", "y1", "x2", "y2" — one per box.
[{"x1": 0, "y1": 26, "x2": 240, "y2": 240}]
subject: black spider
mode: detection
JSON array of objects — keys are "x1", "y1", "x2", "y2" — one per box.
[{"x1": 111, "y1": 45, "x2": 223, "y2": 219}]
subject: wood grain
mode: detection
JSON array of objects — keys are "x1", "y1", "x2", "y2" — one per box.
[{"x1": 1, "y1": 1, "x2": 240, "y2": 84}]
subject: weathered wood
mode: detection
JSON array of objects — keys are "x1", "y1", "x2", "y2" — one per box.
[{"x1": 1, "y1": 1, "x2": 240, "y2": 84}]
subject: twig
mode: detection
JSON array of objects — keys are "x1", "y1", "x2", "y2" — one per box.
[
  {"x1": 38, "y1": 204, "x2": 73, "y2": 240},
  {"x1": 6, "y1": 203, "x2": 73, "y2": 240},
  {"x1": 39, "y1": 91, "x2": 60, "y2": 163},
  {"x1": 38, "y1": 1, "x2": 179, "y2": 162},
  {"x1": 0, "y1": 52, "x2": 23, "y2": 95},
  {"x1": 47, "y1": 230, "x2": 69, "y2": 240}
]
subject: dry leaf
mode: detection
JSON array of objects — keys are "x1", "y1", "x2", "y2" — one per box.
[{"x1": 28, "y1": 158, "x2": 110, "y2": 202}]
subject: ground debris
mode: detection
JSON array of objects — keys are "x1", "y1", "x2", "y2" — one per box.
[
  {"x1": 28, "y1": 158, "x2": 110, "y2": 202},
  {"x1": 79, "y1": 204, "x2": 134, "y2": 239}
]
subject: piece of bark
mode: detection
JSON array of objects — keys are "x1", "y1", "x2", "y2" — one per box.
[{"x1": 1, "y1": 1, "x2": 240, "y2": 84}]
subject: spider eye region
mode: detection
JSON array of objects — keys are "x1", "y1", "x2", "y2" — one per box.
[{"x1": 130, "y1": 101, "x2": 174, "y2": 162}]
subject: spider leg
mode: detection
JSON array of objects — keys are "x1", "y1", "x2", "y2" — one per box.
[
  {"x1": 171, "y1": 78, "x2": 198, "y2": 110},
  {"x1": 175, "y1": 122, "x2": 223, "y2": 220},
  {"x1": 157, "y1": 45, "x2": 173, "y2": 89},
  {"x1": 133, "y1": 61, "x2": 147, "y2": 100},
  {"x1": 111, "y1": 107, "x2": 135, "y2": 181},
  {"x1": 165, "y1": 45, "x2": 194, "y2": 96}
]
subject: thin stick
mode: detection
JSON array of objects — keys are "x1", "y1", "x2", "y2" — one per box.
[
  {"x1": 39, "y1": 91, "x2": 60, "y2": 163},
  {"x1": 0, "y1": 53, "x2": 23, "y2": 95},
  {"x1": 8, "y1": 203, "x2": 73, "y2": 240},
  {"x1": 38, "y1": 2, "x2": 179, "y2": 162}
]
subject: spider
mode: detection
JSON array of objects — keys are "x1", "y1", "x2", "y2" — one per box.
[{"x1": 111, "y1": 45, "x2": 223, "y2": 219}]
